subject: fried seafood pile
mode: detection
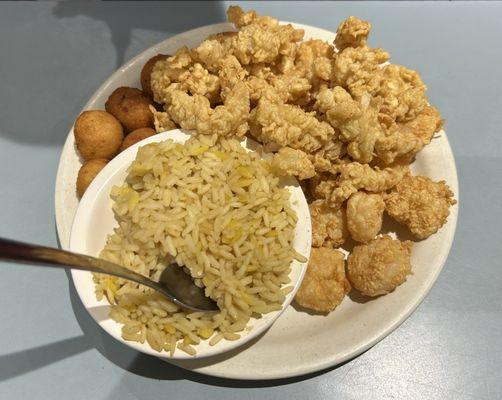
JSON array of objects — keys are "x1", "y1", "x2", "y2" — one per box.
[
  {"x1": 146, "y1": 6, "x2": 456, "y2": 314},
  {"x1": 75, "y1": 6, "x2": 456, "y2": 315}
]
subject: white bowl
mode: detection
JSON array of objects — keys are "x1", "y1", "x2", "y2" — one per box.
[{"x1": 69, "y1": 129, "x2": 311, "y2": 360}]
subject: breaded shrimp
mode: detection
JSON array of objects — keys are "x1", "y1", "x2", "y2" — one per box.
[
  {"x1": 309, "y1": 199, "x2": 347, "y2": 248},
  {"x1": 295, "y1": 247, "x2": 351, "y2": 313},
  {"x1": 385, "y1": 175, "x2": 456, "y2": 239},
  {"x1": 347, "y1": 235, "x2": 412, "y2": 297},
  {"x1": 346, "y1": 192, "x2": 385, "y2": 243}
]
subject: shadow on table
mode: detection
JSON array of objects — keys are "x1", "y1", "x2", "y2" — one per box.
[
  {"x1": 52, "y1": 1, "x2": 227, "y2": 69},
  {"x1": 0, "y1": 336, "x2": 91, "y2": 382},
  {"x1": 0, "y1": 2, "x2": 226, "y2": 149},
  {"x1": 65, "y1": 272, "x2": 354, "y2": 388}
]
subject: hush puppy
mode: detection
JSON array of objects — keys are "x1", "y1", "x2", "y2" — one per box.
[
  {"x1": 76, "y1": 159, "x2": 108, "y2": 197},
  {"x1": 105, "y1": 87, "x2": 154, "y2": 132},
  {"x1": 120, "y1": 127, "x2": 156, "y2": 152},
  {"x1": 141, "y1": 54, "x2": 169, "y2": 97},
  {"x1": 74, "y1": 110, "x2": 123, "y2": 160}
]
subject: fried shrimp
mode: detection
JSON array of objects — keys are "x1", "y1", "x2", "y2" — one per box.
[
  {"x1": 347, "y1": 192, "x2": 385, "y2": 243},
  {"x1": 385, "y1": 175, "x2": 456, "y2": 239},
  {"x1": 309, "y1": 199, "x2": 347, "y2": 248},
  {"x1": 347, "y1": 235, "x2": 412, "y2": 297},
  {"x1": 295, "y1": 247, "x2": 351, "y2": 313}
]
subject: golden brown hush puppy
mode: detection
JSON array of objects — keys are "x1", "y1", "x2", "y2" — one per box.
[
  {"x1": 141, "y1": 54, "x2": 169, "y2": 97},
  {"x1": 74, "y1": 110, "x2": 123, "y2": 160},
  {"x1": 120, "y1": 127, "x2": 156, "y2": 152},
  {"x1": 105, "y1": 87, "x2": 154, "y2": 132},
  {"x1": 76, "y1": 159, "x2": 108, "y2": 198}
]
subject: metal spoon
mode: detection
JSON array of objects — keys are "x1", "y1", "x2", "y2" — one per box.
[{"x1": 0, "y1": 237, "x2": 218, "y2": 312}]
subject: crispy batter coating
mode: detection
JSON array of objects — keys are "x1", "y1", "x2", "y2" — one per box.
[
  {"x1": 295, "y1": 39, "x2": 335, "y2": 89},
  {"x1": 228, "y1": 7, "x2": 304, "y2": 65},
  {"x1": 385, "y1": 175, "x2": 456, "y2": 239},
  {"x1": 347, "y1": 235, "x2": 412, "y2": 297},
  {"x1": 74, "y1": 110, "x2": 123, "y2": 160},
  {"x1": 315, "y1": 87, "x2": 380, "y2": 163},
  {"x1": 249, "y1": 99, "x2": 334, "y2": 153},
  {"x1": 227, "y1": 5, "x2": 279, "y2": 29},
  {"x1": 295, "y1": 247, "x2": 351, "y2": 313},
  {"x1": 347, "y1": 192, "x2": 385, "y2": 243},
  {"x1": 120, "y1": 127, "x2": 156, "y2": 152},
  {"x1": 334, "y1": 16, "x2": 371, "y2": 50},
  {"x1": 314, "y1": 86, "x2": 362, "y2": 127},
  {"x1": 375, "y1": 64, "x2": 428, "y2": 122},
  {"x1": 149, "y1": 106, "x2": 177, "y2": 133},
  {"x1": 166, "y1": 81, "x2": 250, "y2": 137},
  {"x1": 151, "y1": 47, "x2": 221, "y2": 104},
  {"x1": 310, "y1": 138, "x2": 347, "y2": 172},
  {"x1": 105, "y1": 87, "x2": 154, "y2": 132},
  {"x1": 193, "y1": 35, "x2": 235, "y2": 73},
  {"x1": 328, "y1": 162, "x2": 409, "y2": 206},
  {"x1": 374, "y1": 124, "x2": 423, "y2": 165},
  {"x1": 332, "y1": 46, "x2": 390, "y2": 99},
  {"x1": 218, "y1": 55, "x2": 248, "y2": 94},
  {"x1": 309, "y1": 199, "x2": 347, "y2": 248},
  {"x1": 76, "y1": 159, "x2": 108, "y2": 198},
  {"x1": 141, "y1": 54, "x2": 169, "y2": 97},
  {"x1": 272, "y1": 147, "x2": 315, "y2": 180},
  {"x1": 400, "y1": 105, "x2": 443, "y2": 145},
  {"x1": 269, "y1": 73, "x2": 312, "y2": 105}
]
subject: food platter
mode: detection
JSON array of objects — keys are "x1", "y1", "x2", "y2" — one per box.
[{"x1": 55, "y1": 21, "x2": 459, "y2": 380}]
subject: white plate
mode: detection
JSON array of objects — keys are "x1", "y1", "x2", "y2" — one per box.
[
  {"x1": 69, "y1": 129, "x2": 311, "y2": 360},
  {"x1": 55, "y1": 21, "x2": 459, "y2": 379}
]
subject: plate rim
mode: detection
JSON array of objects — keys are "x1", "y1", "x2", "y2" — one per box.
[{"x1": 54, "y1": 20, "x2": 459, "y2": 380}]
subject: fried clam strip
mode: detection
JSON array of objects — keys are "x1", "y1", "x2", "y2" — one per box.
[
  {"x1": 374, "y1": 64, "x2": 428, "y2": 122},
  {"x1": 374, "y1": 120, "x2": 424, "y2": 165},
  {"x1": 295, "y1": 247, "x2": 351, "y2": 313},
  {"x1": 271, "y1": 147, "x2": 315, "y2": 180},
  {"x1": 400, "y1": 105, "x2": 444, "y2": 146},
  {"x1": 294, "y1": 39, "x2": 335, "y2": 91},
  {"x1": 315, "y1": 162, "x2": 409, "y2": 207},
  {"x1": 192, "y1": 32, "x2": 237, "y2": 73},
  {"x1": 385, "y1": 175, "x2": 456, "y2": 239},
  {"x1": 249, "y1": 99, "x2": 335, "y2": 153},
  {"x1": 151, "y1": 47, "x2": 221, "y2": 104},
  {"x1": 164, "y1": 81, "x2": 250, "y2": 138},
  {"x1": 334, "y1": 16, "x2": 371, "y2": 50},
  {"x1": 226, "y1": 6, "x2": 304, "y2": 66},
  {"x1": 149, "y1": 106, "x2": 177, "y2": 133},
  {"x1": 314, "y1": 86, "x2": 380, "y2": 164},
  {"x1": 309, "y1": 199, "x2": 348, "y2": 248},
  {"x1": 332, "y1": 45, "x2": 390, "y2": 100},
  {"x1": 309, "y1": 138, "x2": 347, "y2": 173}
]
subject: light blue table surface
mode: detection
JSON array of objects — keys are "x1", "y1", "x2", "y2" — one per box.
[{"x1": 1, "y1": 1, "x2": 501, "y2": 399}]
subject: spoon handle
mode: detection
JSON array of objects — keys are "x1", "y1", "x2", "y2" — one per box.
[{"x1": 0, "y1": 237, "x2": 160, "y2": 293}]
